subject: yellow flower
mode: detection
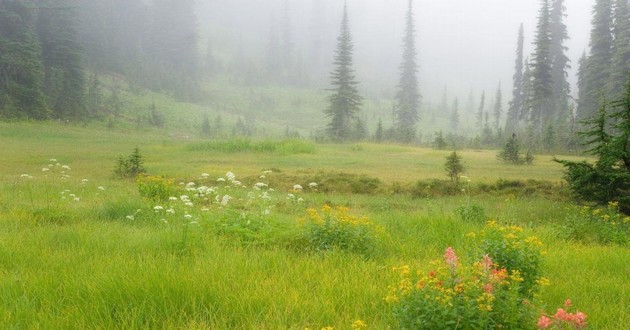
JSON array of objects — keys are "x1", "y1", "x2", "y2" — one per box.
[
  {"x1": 351, "y1": 319, "x2": 368, "y2": 330},
  {"x1": 536, "y1": 277, "x2": 551, "y2": 287}
]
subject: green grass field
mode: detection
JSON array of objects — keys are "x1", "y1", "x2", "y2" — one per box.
[{"x1": 1, "y1": 121, "x2": 629, "y2": 329}]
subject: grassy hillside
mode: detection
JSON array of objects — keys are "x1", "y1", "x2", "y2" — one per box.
[{"x1": 0, "y1": 122, "x2": 628, "y2": 329}]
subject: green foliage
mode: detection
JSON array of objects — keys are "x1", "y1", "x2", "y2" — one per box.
[
  {"x1": 444, "y1": 150, "x2": 465, "y2": 183},
  {"x1": 137, "y1": 175, "x2": 177, "y2": 202},
  {"x1": 560, "y1": 202, "x2": 630, "y2": 245},
  {"x1": 471, "y1": 221, "x2": 545, "y2": 297},
  {"x1": 299, "y1": 205, "x2": 382, "y2": 256},
  {"x1": 387, "y1": 248, "x2": 538, "y2": 329},
  {"x1": 115, "y1": 147, "x2": 146, "y2": 178},
  {"x1": 556, "y1": 81, "x2": 630, "y2": 214},
  {"x1": 455, "y1": 204, "x2": 486, "y2": 223},
  {"x1": 433, "y1": 131, "x2": 448, "y2": 150}
]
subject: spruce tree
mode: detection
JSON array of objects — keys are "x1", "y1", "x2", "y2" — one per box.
[
  {"x1": 476, "y1": 91, "x2": 486, "y2": 130},
  {"x1": 324, "y1": 2, "x2": 362, "y2": 142},
  {"x1": 493, "y1": 82, "x2": 503, "y2": 132},
  {"x1": 506, "y1": 24, "x2": 525, "y2": 134},
  {"x1": 530, "y1": 0, "x2": 554, "y2": 136},
  {"x1": 374, "y1": 119, "x2": 384, "y2": 142},
  {"x1": 550, "y1": 0, "x2": 571, "y2": 122},
  {"x1": 609, "y1": 0, "x2": 630, "y2": 99},
  {"x1": 498, "y1": 133, "x2": 522, "y2": 164},
  {"x1": 394, "y1": 0, "x2": 421, "y2": 143},
  {"x1": 451, "y1": 98, "x2": 460, "y2": 132},
  {"x1": 445, "y1": 151, "x2": 465, "y2": 184},
  {"x1": 578, "y1": 0, "x2": 614, "y2": 120}
]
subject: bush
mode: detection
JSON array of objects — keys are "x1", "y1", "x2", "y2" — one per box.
[
  {"x1": 470, "y1": 221, "x2": 544, "y2": 297},
  {"x1": 455, "y1": 203, "x2": 486, "y2": 223},
  {"x1": 137, "y1": 175, "x2": 177, "y2": 201},
  {"x1": 387, "y1": 247, "x2": 538, "y2": 329},
  {"x1": 298, "y1": 205, "x2": 382, "y2": 256}
]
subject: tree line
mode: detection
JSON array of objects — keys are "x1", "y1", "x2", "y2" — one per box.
[{"x1": 0, "y1": 0, "x2": 199, "y2": 120}]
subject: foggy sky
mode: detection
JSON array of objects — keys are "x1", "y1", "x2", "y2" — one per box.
[{"x1": 197, "y1": 0, "x2": 594, "y2": 110}]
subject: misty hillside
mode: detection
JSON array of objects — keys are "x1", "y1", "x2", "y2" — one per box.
[{"x1": 1, "y1": 0, "x2": 629, "y2": 149}]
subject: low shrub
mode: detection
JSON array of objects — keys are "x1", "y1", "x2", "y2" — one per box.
[
  {"x1": 387, "y1": 247, "x2": 538, "y2": 329},
  {"x1": 469, "y1": 221, "x2": 545, "y2": 297},
  {"x1": 298, "y1": 205, "x2": 382, "y2": 256},
  {"x1": 137, "y1": 175, "x2": 178, "y2": 202},
  {"x1": 455, "y1": 203, "x2": 487, "y2": 223}
]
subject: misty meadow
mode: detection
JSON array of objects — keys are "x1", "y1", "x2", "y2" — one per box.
[{"x1": 1, "y1": 0, "x2": 629, "y2": 329}]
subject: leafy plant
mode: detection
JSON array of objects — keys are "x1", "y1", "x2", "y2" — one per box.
[
  {"x1": 470, "y1": 221, "x2": 545, "y2": 297},
  {"x1": 561, "y1": 202, "x2": 630, "y2": 246},
  {"x1": 137, "y1": 175, "x2": 177, "y2": 201},
  {"x1": 455, "y1": 203, "x2": 486, "y2": 223}
]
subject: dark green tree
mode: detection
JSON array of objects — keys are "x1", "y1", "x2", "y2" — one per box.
[
  {"x1": 37, "y1": 0, "x2": 86, "y2": 119},
  {"x1": 445, "y1": 151, "x2": 465, "y2": 184},
  {"x1": 578, "y1": 0, "x2": 614, "y2": 120},
  {"x1": 394, "y1": 0, "x2": 421, "y2": 143},
  {"x1": 0, "y1": 0, "x2": 48, "y2": 119},
  {"x1": 506, "y1": 24, "x2": 525, "y2": 134},
  {"x1": 556, "y1": 77, "x2": 630, "y2": 214},
  {"x1": 433, "y1": 131, "x2": 447, "y2": 150},
  {"x1": 324, "y1": 2, "x2": 362, "y2": 142},
  {"x1": 530, "y1": 0, "x2": 554, "y2": 137},
  {"x1": 609, "y1": 0, "x2": 630, "y2": 99}
]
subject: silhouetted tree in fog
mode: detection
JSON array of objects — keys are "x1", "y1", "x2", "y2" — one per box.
[
  {"x1": 324, "y1": 2, "x2": 362, "y2": 142},
  {"x1": 393, "y1": 0, "x2": 421, "y2": 143},
  {"x1": 506, "y1": 24, "x2": 525, "y2": 134},
  {"x1": 529, "y1": 0, "x2": 553, "y2": 137},
  {"x1": 609, "y1": 0, "x2": 630, "y2": 99}
]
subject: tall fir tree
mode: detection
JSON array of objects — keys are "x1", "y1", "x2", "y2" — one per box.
[
  {"x1": 493, "y1": 82, "x2": 503, "y2": 132},
  {"x1": 550, "y1": 0, "x2": 571, "y2": 122},
  {"x1": 506, "y1": 24, "x2": 525, "y2": 134},
  {"x1": 394, "y1": 0, "x2": 421, "y2": 143},
  {"x1": 450, "y1": 98, "x2": 460, "y2": 132},
  {"x1": 609, "y1": 0, "x2": 630, "y2": 99},
  {"x1": 476, "y1": 90, "x2": 486, "y2": 130},
  {"x1": 530, "y1": 0, "x2": 554, "y2": 137},
  {"x1": 578, "y1": 0, "x2": 614, "y2": 120},
  {"x1": 521, "y1": 58, "x2": 534, "y2": 124},
  {"x1": 324, "y1": 2, "x2": 362, "y2": 142},
  {"x1": 37, "y1": 0, "x2": 86, "y2": 119}
]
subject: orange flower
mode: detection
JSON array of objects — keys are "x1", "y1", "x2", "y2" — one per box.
[{"x1": 537, "y1": 315, "x2": 553, "y2": 329}]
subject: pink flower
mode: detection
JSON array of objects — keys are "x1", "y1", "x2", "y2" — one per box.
[
  {"x1": 444, "y1": 247, "x2": 458, "y2": 268},
  {"x1": 537, "y1": 315, "x2": 553, "y2": 329},
  {"x1": 482, "y1": 254, "x2": 493, "y2": 271},
  {"x1": 483, "y1": 283, "x2": 494, "y2": 294},
  {"x1": 573, "y1": 312, "x2": 587, "y2": 329},
  {"x1": 564, "y1": 298, "x2": 572, "y2": 307},
  {"x1": 554, "y1": 308, "x2": 568, "y2": 320}
]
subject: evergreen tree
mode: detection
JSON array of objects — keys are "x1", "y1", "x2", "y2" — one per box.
[
  {"x1": 578, "y1": 0, "x2": 614, "y2": 120},
  {"x1": 498, "y1": 133, "x2": 522, "y2": 164},
  {"x1": 506, "y1": 24, "x2": 525, "y2": 134},
  {"x1": 444, "y1": 151, "x2": 465, "y2": 184},
  {"x1": 374, "y1": 119, "x2": 384, "y2": 143},
  {"x1": 451, "y1": 98, "x2": 460, "y2": 132},
  {"x1": 521, "y1": 58, "x2": 534, "y2": 124},
  {"x1": 0, "y1": 0, "x2": 48, "y2": 119},
  {"x1": 550, "y1": 0, "x2": 571, "y2": 122},
  {"x1": 609, "y1": 0, "x2": 630, "y2": 99},
  {"x1": 394, "y1": 0, "x2": 421, "y2": 143},
  {"x1": 530, "y1": 0, "x2": 554, "y2": 136},
  {"x1": 493, "y1": 82, "x2": 503, "y2": 132},
  {"x1": 324, "y1": 2, "x2": 362, "y2": 142},
  {"x1": 476, "y1": 91, "x2": 486, "y2": 130},
  {"x1": 37, "y1": 0, "x2": 86, "y2": 119}
]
